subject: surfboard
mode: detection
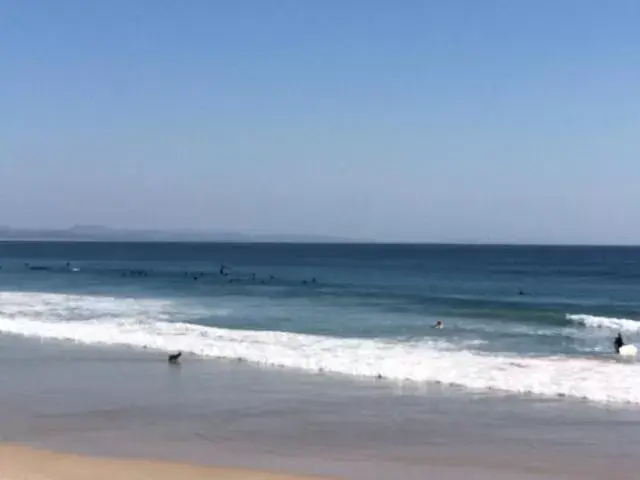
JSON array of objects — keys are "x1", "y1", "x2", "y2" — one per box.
[{"x1": 619, "y1": 344, "x2": 637, "y2": 357}]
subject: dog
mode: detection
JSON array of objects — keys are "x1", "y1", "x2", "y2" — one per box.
[{"x1": 168, "y1": 351, "x2": 182, "y2": 364}]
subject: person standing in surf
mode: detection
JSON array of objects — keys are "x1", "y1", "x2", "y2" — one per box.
[{"x1": 614, "y1": 333, "x2": 624, "y2": 353}]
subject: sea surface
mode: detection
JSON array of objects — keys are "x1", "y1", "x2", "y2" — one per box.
[{"x1": 1, "y1": 241, "x2": 640, "y2": 479}]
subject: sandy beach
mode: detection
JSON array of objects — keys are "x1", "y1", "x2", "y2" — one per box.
[{"x1": 0, "y1": 444, "x2": 337, "y2": 480}]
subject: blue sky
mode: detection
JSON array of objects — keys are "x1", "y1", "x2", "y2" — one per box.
[{"x1": 1, "y1": 1, "x2": 639, "y2": 243}]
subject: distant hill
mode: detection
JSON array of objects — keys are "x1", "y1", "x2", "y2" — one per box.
[{"x1": 0, "y1": 225, "x2": 365, "y2": 243}]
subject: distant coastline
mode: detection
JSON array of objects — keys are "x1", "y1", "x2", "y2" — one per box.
[
  {"x1": 0, "y1": 225, "x2": 365, "y2": 244},
  {"x1": 1, "y1": 226, "x2": 639, "y2": 247}
]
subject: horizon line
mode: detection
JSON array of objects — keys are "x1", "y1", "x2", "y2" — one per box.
[{"x1": 1, "y1": 238, "x2": 639, "y2": 248}]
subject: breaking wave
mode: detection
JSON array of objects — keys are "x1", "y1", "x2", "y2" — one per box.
[
  {"x1": 567, "y1": 313, "x2": 640, "y2": 332},
  {"x1": 1, "y1": 292, "x2": 640, "y2": 405}
]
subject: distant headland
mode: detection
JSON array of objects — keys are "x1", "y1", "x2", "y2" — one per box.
[{"x1": 0, "y1": 225, "x2": 365, "y2": 243}]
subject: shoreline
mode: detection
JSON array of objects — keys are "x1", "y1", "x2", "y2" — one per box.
[{"x1": 0, "y1": 444, "x2": 338, "y2": 480}]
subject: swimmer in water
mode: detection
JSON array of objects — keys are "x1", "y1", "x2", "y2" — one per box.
[
  {"x1": 614, "y1": 333, "x2": 624, "y2": 353},
  {"x1": 432, "y1": 320, "x2": 444, "y2": 329}
]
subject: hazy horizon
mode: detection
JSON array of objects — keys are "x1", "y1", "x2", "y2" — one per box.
[
  {"x1": 3, "y1": 224, "x2": 640, "y2": 247},
  {"x1": 2, "y1": 1, "x2": 639, "y2": 244}
]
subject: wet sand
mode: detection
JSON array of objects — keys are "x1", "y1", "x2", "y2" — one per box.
[{"x1": 0, "y1": 444, "x2": 337, "y2": 480}]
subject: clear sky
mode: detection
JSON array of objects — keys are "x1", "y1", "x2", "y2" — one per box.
[{"x1": 1, "y1": 1, "x2": 639, "y2": 243}]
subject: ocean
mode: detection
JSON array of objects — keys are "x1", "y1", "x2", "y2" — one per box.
[{"x1": 1, "y1": 241, "x2": 639, "y2": 479}]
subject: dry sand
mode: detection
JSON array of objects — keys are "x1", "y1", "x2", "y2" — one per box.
[{"x1": 0, "y1": 444, "x2": 338, "y2": 480}]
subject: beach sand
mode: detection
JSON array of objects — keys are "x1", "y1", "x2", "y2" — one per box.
[{"x1": 0, "y1": 444, "x2": 337, "y2": 480}]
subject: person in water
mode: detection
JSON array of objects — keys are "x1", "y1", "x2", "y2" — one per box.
[
  {"x1": 614, "y1": 333, "x2": 625, "y2": 353},
  {"x1": 433, "y1": 320, "x2": 444, "y2": 329}
]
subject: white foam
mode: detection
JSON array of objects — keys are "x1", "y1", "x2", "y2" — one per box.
[
  {"x1": 567, "y1": 314, "x2": 640, "y2": 332},
  {"x1": 2, "y1": 292, "x2": 640, "y2": 405}
]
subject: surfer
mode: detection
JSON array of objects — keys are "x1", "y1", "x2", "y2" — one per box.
[
  {"x1": 168, "y1": 351, "x2": 182, "y2": 364},
  {"x1": 432, "y1": 320, "x2": 444, "y2": 329},
  {"x1": 614, "y1": 333, "x2": 624, "y2": 354}
]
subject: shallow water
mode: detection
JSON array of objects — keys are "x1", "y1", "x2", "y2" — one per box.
[{"x1": 0, "y1": 336, "x2": 638, "y2": 479}]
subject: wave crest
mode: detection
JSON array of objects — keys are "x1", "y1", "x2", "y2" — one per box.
[{"x1": 567, "y1": 314, "x2": 640, "y2": 332}]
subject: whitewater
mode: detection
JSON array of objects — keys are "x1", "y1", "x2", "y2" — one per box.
[
  {"x1": 1, "y1": 291, "x2": 640, "y2": 405},
  {"x1": 567, "y1": 313, "x2": 640, "y2": 332}
]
